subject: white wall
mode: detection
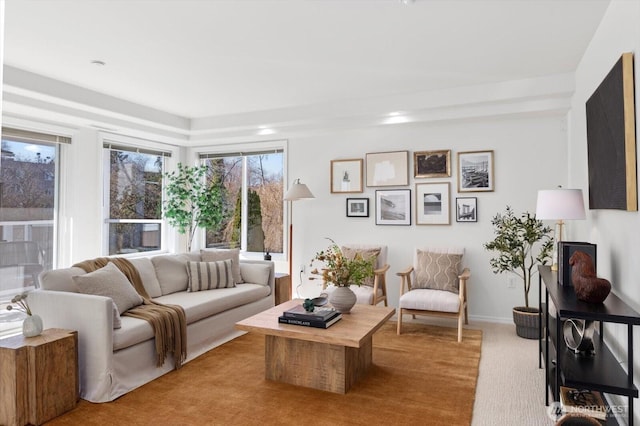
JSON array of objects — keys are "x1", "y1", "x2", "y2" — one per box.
[
  {"x1": 288, "y1": 114, "x2": 568, "y2": 321},
  {"x1": 569, "y1": 0, "x2": 640, "y2": 423}
]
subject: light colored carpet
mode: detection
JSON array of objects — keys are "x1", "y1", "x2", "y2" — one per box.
[
  {"x1": 469, "y1": 320, "x2": 554, "y2": 425},
  {"x1": 46, "y1": 321, "x2": 482, "y2": 426}
]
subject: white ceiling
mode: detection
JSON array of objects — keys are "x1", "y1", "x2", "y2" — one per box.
[{"x1": 3, "y1": 0, "x2": 610, "y2": 122}]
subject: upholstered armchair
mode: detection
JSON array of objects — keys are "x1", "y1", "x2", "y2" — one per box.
[
  {"x1": 322, "y1": 244, "x2": 390, "y2": 306},
  {"x1": 396, "y1": 247, "x2": 470, "y2": 342}
]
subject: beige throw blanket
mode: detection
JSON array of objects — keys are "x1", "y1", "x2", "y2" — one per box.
[{"x1": 74, "y1": 257, "x2": 187, "y2": 369}]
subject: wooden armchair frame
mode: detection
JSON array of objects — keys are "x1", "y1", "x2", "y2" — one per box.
[{"x1": 396, "y1": 266, "x2": 470, "y2": 342}]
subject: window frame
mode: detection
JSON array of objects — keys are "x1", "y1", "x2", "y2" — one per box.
[
  {"x1": 194, "y1": 140, "x2": 287, "y2": 260},
  {"x1": 0, "y1": 122, "x2": 69, "y2": 338},
  {"x1": 101, "y1": 133, "x2": 180, "y2": 256}
]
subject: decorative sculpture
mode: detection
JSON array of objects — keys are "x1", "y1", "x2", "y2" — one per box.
[{"x1": 569, "y1": 250, "x2": 611, "y2": 303}]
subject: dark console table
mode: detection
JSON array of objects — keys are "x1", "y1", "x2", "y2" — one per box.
[{"x1": 539, "y1": 265, "x2": 640, "y2": 425}]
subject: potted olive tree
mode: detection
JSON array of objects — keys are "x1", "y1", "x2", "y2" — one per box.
[
  {"x1": 163, "y1": 163, "x2": 225, "y2": 252},
  {"x1": 484, "y1": 206, "x2": 553, "y2": 339}
]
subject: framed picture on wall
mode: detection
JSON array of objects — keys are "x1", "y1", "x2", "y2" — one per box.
[
  {"x1": 331, "y1": 159, "x2": 363, "y2": 193},
  {"x1": 375, "y1": 189, "x2": 411, "y2": 225},
  {"x1": 415, "y1": 183, "x2": 450, "y2": 225},
  {"x1": 366, "y1": 151, "x2": 409, "y2": 187},
  {"x1": 455, "y1": 197, "x2": 477, "y2": 222},
  {"x1": 414, "y1": 150, "x2": 451, "y2": 178},
  {"x1": 346, "y1": 198, "x2": 369, "y2": 217},
  {"x1": 457, "y1": 150, "x2": 494, "y2": 192}
]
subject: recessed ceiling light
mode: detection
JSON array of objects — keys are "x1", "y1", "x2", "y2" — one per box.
[
  {"x1": 90, "y1": 60, "x2": 106, "y2": 66},
  {"x1": 257, "y1": 127, "x2": 276, "y2": 136},
  {"x1": 388, "y1": 111, "x2": 404, "y2": 116}
]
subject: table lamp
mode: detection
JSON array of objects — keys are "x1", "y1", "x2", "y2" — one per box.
[
  {"x1": 535, "y1": 188, "x2": 586, "y2": 271},
  {"x1": 283, "y1": 178, "x2": 315, "y2": 277}
]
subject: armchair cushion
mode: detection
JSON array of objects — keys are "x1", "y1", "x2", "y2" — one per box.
[
  {"x1": 186, "y1": 260, "x2": 236, "y2": 292},
  {"x1": 414, "y1": 249, "x2": 462, "y2": 293},
  {"x1": 399, "y1": 288, "x2": 460, "y2": 313},
  {"x1": 341, "y1": 246, "x2": 381, "y2": 286}
]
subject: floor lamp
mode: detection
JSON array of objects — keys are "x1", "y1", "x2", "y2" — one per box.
[
  {"x1": 283, "y1": 179, "x2": 315, "y2": 277},
  {"x1": 535, "y1": 188, "x2": 586, "y2": 271}
]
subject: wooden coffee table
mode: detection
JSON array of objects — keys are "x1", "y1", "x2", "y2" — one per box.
[{"x1": 236, "y1": 299, "x2": 394, "y2": 394}]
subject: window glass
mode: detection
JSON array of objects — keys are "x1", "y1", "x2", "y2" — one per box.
[
  {"x1": 0, "y1": 136, "x2": 58, "y2": 337},
  {"x1": 203, "y1": 152, "x2": 283, "y2": 254},
  {"x1": 106, "y1": 148, "x2": 164, "y2": 255}
]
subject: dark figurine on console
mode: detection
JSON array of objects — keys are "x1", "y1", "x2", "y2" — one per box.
[{"x1": 569, "y1": 250, "x2": 611, "y2": 303}]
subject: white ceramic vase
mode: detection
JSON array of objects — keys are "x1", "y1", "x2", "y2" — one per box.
[
  {"x1": 23, "y1": 314, "x2": 43, "y2": 337},
  {"x1": 329, "y1": 286, "x2": 357, "y2": 314}
]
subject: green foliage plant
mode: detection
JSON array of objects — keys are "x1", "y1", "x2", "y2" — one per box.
[
  {"x1": 484, "y1": 206, "x2": 553, "y2": 308},
  {"x1": 163, "y1": 163, "x2": 225, "y2": 252},
  {"x1": 309, "y1": 238, "x2": 375, "y2": 287}
]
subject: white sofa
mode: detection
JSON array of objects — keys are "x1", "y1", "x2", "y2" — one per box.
[{"x1": 29, "y1": 252, "x2": 275, "y2": 403}]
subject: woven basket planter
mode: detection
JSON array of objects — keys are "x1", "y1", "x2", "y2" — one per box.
[{"x1": 512, "y1": 307, "x2": 541, "y2": 339}]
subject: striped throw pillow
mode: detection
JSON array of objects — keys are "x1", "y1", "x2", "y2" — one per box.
[{"x1": 186, "y1": 260, "x2": 236, "y2": 292}]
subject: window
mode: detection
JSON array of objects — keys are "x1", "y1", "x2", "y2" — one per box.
[
  {"x1": 0, "y1": 127, "x2": 67, "y2": 337},
  {"x1": 200, "y1": 149, "x2": 284, "y2": 254},
  {"x1": 103, "y1": 142, "x2": 169, "y2": 255}
]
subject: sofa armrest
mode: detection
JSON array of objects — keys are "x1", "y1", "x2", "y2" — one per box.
[{"x1": 29, "y1": 289, "x2": 115, "y2": 402}]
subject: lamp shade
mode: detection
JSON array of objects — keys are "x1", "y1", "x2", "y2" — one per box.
[
  {"x1": 535, "y1": 189, "x2": 586, "y2": 220},
  {"x1": 283, "y1": 179, "x2": 315, "y2": 201}
]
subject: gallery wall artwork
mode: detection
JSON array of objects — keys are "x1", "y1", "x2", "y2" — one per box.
[
  {"x1": 455, "y1": 197, "x2": 477, "y2": 223},
  {"x1": 457, "y1": 151, "x2": 494, "y2": 192},
  {"x1": 415, "y1": 183, "x2": 450, "y2": 225},
  {"x1": 414, "y1": 150, "x2": 451, "y2": 178},
  {"x1": 586, "y1": 52, "x2": 637, "y2": 211},
  {"x1": 346, "y1": 198, "x2": 369, "y2": 217},
  {"x1": 366, "y1": 151, "x2": 409, "y2": 187},
  {"x1": 375, "y1": 189, "x2": 411, "y2": 225},
  {"x1": 331, "y1": 159, "x2": 363, "y2": 193}
]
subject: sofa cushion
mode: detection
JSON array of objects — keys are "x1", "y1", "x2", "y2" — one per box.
[
  {"x1": 201, "y1": 248, "x2": 243, "y2": 284},
  {"x1": 128, "y1": 257, "x2": 162, "y2": 298},
  {"x1": 155, "y1": 283, "x2": 270, "y2": 326},
  {"x1": 113, "y1": 284, "x2": 271, "y2": 351},
  {"x1": 39, "y1": 266, "x2": 86, "y2": 292},
  {"x1": 73, "y1": 262, "x2": 144, "y2": 315},
  {"x1": 414, "y1": 249, "x2": 462, "y2": 293},
  {"x1": 151, "y1": 254, "x2": 190, "y2": 295},
  {"x1": 239, "y1": 263, "x2": 271, "y2": 286},
  {"x1": 112, "y1": 302, "x2": 122, "y2": 329},
  {"x1": 186, "y1": 260, "x2": 235, "y2": 292}
]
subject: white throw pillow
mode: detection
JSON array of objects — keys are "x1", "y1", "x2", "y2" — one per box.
[
  {"x1": 128, "y1": 257, "x2": 162, "y2": 298},
  {"x1": 186, "y1": 260, "x2": 235, "y2": 291},
  {"x1": 150, "y1": 254, "x2": 191, "y2": 295},
  {"x1": 201, "y1": 248, "x2": 243, "y2": 284},
  {"x1": 73, "y1": 262, "x2": 144, "y2": 315},
  {"x1": 239, "y1": 263, "x2": 271, "y2": 286}
]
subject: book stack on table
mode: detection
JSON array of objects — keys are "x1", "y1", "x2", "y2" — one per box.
[{"x1": 278, "y1": 305, "x2": 342, "y2": 329}]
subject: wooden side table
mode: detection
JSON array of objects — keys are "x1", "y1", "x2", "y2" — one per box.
[
  {"x1": 0, "y1": 328, "x2": 78, "y2": 426},
  {"x1": 274, "y1": 273, "x2": 292, "y2": 305}
]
